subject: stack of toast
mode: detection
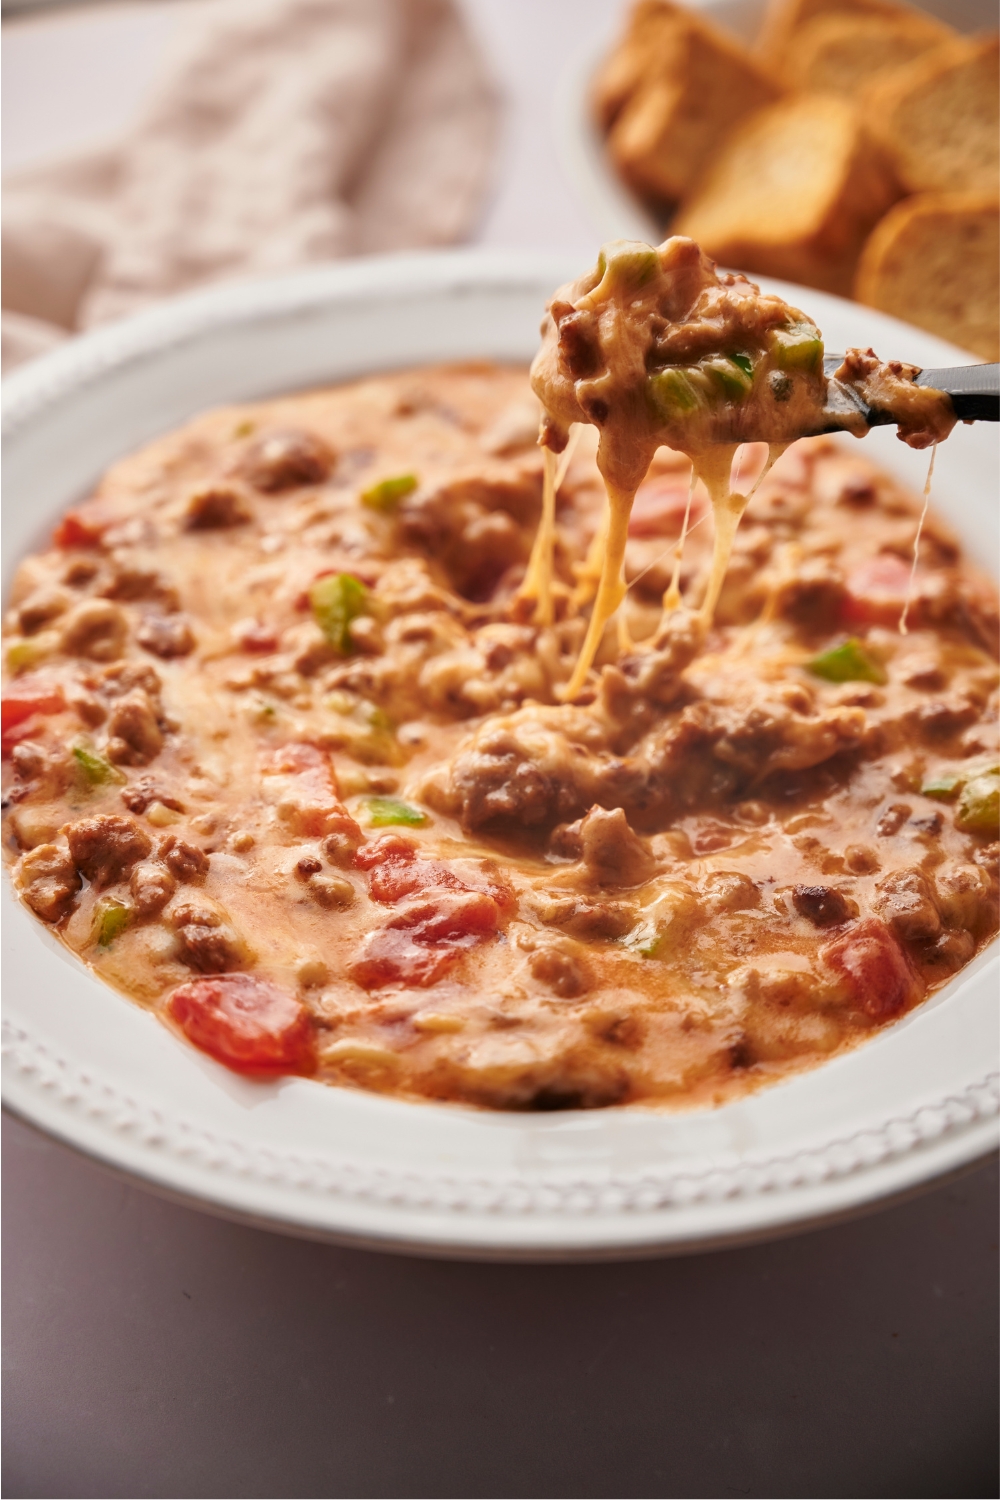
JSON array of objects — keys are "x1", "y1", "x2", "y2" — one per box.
[{"x1": 593, "y1": 0, "x2": 999, "y2": 358}]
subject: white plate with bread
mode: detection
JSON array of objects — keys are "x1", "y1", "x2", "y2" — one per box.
[{"x1": 554, "y1": 0, "x2": 998, "y2": 361}]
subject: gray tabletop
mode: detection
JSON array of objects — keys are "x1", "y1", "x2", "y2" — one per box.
[
  {"x1": 4, "y1": 1114, "x2": 998, "y2": 1498},
  {"x1": 3, "y1": 4, "x2": 998, "y2": 1496}
]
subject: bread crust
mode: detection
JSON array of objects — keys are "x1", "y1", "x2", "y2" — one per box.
[
  {"x1": 781, "y1": 10, "x2": 955, "y2": 94},
  {"x1": 855, "y1": 192, "x2": 1000, "y2": 361},
  {"x1": 864, "y1": 33, "x2": 1000, "y2": 196},
  {"x1": 674, "y1": 93, "x2": 899, "y2": 295},
  {"x1": 602, "y1": 2, "x2": 782, "y2": 208}
]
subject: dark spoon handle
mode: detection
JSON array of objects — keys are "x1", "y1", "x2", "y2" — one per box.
[{"x1": 915, "y1": 364, "x2": 999, "y2": 422}]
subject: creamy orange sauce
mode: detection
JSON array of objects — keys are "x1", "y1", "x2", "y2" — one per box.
[{"x1": 2, "y1": 361, "x2": 996, "y2": 1111}]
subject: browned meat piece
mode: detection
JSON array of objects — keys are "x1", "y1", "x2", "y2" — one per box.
[
  {"x1": 129, "y1": 860, "x2": 176, "y2": 917},
  {"x1": 598, "y1": 610, "x2": 702, "y2": 720},
  {"x1": 170, "y1": 902, "x2": 240, "y2": 973},
  {"x1": 237, "y1": 429, "x2": 333, "y2": 492},
  {"x1": 400, "y1": 470, "x2": 540, "y2": 599},
  {"x1": 120, "y1": 777, "x2": 184, "y2": 815},
  {"x1": 876, "y1": 803, "x2": 911, "y2": 836},
  {"x1": 183, "y1": 483, "x2": 252, "y2": 530},
  {"x1": 774, "y1": 558, "x2": 846, "y2": 633},
  {"x1": 933, "y1": 861, "x2": 995, "y2": 935},
  {"x1": 100, "y1": 556, "x2": 179, "y2": 608},
  {"x1": 137, "y1": 614, "x2": 195, "y2": 659},
  {"x1": 17, "y1": 586, "x2": 71, "y2": 635},
  {"x1": 10, "y1": 742, "x2": 49, "y2": 780},
  {"x1": 432, "y1": 705, "x2": 635, "y2": 830},
  {"x1": 528, "y1": 940, "x2": 591, "y2": 997},
  {"x1": 702, "y1": 871, "x2": 760, "y2": 913},
  {"x1": 873, "y1": 867, "x2": 942, "y2": 943},
  {"x1": 60, "y1": 599, "x2": 128, "y2": 661},
  {"x1": 568, "y1": 806, "x2": 656, "y2": 887},
  {"x1": 792, "y1": 884, "x2": 853, "y2": 927},
  {"x1": 66, "y1": 815, "x2": 153, "y2": 889},
  {"x1": 17, "y1": 843, "x2": 81, "y2": 921},
  {"x1": 159, "y1": 835, "x2": 209, "y2": 882},
  {"x1": 105, "y1": 690, "x2": 164, "y2": 766}
]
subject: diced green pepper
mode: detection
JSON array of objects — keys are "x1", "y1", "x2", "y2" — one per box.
[
  {"x1": 648, "y1": 367, "x2": 704, "y2": 417},
  {"x1": 806, "y1": 638, "x2": 886, "y2": 685},
  {"x1": 956, "y1": 773, "x2": 1000, "y2": 835},
  {"x1": 73, "y1": 744, "x2": 126, "y2": 786},
  {"x1": 769, "y1": 324, "x2": 824, "y2": 373},
  {"x1": 6, "y1": 635, "x2": 56, "y2": 672},
  {"x1": 702, "y1": 354, "x2": 754, "y2": 401},
  {"x1": 360, "y1": 473, "x2": 418, "y2": 511},
  {"x1": 621, "y1": 919, "x2": 663, "y2": 958},
  {"x1": 594, "y1": 241, "x2": 659, "y2": 295},
  {"x1": 310, "y1": 573, "x2": 368, "y2": 655},
  {"x1": 94, "y1": 898, "x2": 130, "y2": 948},
  {"x1": 921, "y1": 757, "x2": 999, "y2": 800},
  {"x1": 364, "y1": 796, "x2": 428, "y2": 827},
  {"x1": 921, "y1": 771, "x2": 963, "y2": 800}
]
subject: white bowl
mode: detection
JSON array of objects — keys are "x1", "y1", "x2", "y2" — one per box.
[{"x1": 3, "y1": 250, "x2": 997, "y2": 1259}]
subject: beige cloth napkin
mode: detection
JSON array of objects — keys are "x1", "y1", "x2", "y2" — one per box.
[{"x1": 2, "y1": 0, "x2": 500, "y2": 369}]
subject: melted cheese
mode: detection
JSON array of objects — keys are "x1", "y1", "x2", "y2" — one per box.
[{"x1": 899, "y1": 443, "x2": 937, "y2": 636}]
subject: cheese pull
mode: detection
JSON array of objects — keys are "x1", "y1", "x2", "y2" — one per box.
[{"x1": 529, "y1": 236, "x2": 971, "y2": 698}]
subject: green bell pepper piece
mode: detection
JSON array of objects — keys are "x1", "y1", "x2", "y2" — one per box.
[
  {"x1": 956, "y1": 774, "x2": 1000, "y2": 835},
  {"x1": 360, "y1": 473, "x2": 418, "y2": 511},
  {"x1": 73, "y1": 745, "x2": 126, "y2": 786},
  {"x1": 594, "y1": 241, "x2": 659, "y2": 295},
  {"x1": 648, "y1": 367, "x2": 704, "y2": 417},
  {"x1": 94, "y1": 898, "x2": 130, "y2": 948},
  {"x1": 806, "y1": 638, "x2": 886, "y2": 685},
  {"x1": 365, "y1": 796, "x2": 427, "y2": 827},
  {"x1": 310, "y1": 573, "x2": 368, "y2": 655},
  {"x1": 702, "y1": 354, "x2": 754, "y2": 401},
  {"x1": 770, "y1": 325, "x2": 824, "y2": 373}
]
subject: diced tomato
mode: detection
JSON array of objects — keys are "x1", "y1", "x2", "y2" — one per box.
[
  {"x1": 355, "y1": 833, "x2": 416, "y2": 869},
  {"x1": 368, "y1": 854, "x2": 514, "y2": 911},
  {"x1": 237, "y1": 621, "x2": 279, "y2": 653},
  {"x1": 2, "y1": 681, "x2": 65, "y2": 734},
  {"x1": 168, "y1": 973, "x2": 315, "y2": 1073},
  {"x1": 348, "y1": 927, "x2": 461, "y2": 989},
  {"x1": 261, "y1": 742, "x2": 362, "y2": 842},
  {"x1": 628, "y1": 476, "x2": 703, "y2": 538},
  {"x1": 388, "y1": 890, "x2": 500, "y2": 942},
  {"x1": 823, "y1": 917, "x2": 920, "y2": 1021},
  {"x1": 349, "y1": 890, "x2": 500, "y2": 989},
  {"x1": 52, "y1": 499, "x2": 116, "y2": 549},
  {"x1": 1, "y1": 680, "x2": 66, "y2": 755},
  {"x1": 842, "y1": 554, "x2": 914, "y2": 627}
]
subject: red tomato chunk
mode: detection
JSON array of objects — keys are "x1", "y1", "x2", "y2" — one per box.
[
  {"x1": 168, "y1": 973, "x2": 315, "y2": 1073},
  {"x1": 823, "y1": 917, "x2": 920, "y2": 1021},
  {"x1": 628, "y1": 476, "x2": 701, "y2": 538},
  {"x1": 349, "y1": 890, "x2": 502, "y2": 989},
  {"x1": 52, "y1": 500, "x2": 116, "y2": 549},
  {"x1": 2, "y1": 680, "x2": 66, "y2": 755},
  {"x1": 842, "y1": 554, "x2": 914, "y2": 627}
]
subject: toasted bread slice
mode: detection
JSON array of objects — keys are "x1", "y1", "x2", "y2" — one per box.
[
  {"x1": 783, "y1": 11, "x2": 955, "y2": 94},
  {"x1": 865, "y1": 34, "x2": 1000, "y2": 196},
  {"x1": 591, "y1": 1, "x2": 684, "y2": 132},
  {"x1": 674, "y1": 92, "x2": 899, "y2": 295},
  {"x1": 608, "y1": 13, "x2": 782, "y2": 207},
  {"x1": 756, "y1": 0, "x2": 914, "y2": 69},
  {"x1": 855, "y1": 193, "x2": 999, "y2": 360}
]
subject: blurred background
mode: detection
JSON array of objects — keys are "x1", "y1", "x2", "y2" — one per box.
[
  {"x1": 4, "y1": 0, "x2": 997, "y2": 372},
  {"x1": 3, "y1": 3, "x2": 998, "y2": 1496}
]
